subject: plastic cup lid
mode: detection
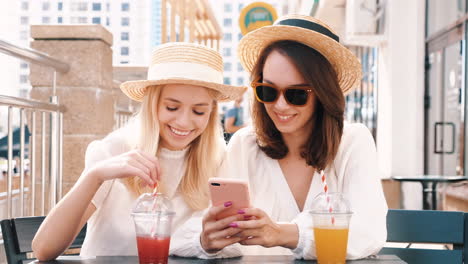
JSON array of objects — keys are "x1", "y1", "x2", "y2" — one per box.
[
  {"x1": 132, "y1": 192, "x2": 175, "y2": 216},
  {"x1": 309, "y1": 192, "x2": 352, "y2": 215}
]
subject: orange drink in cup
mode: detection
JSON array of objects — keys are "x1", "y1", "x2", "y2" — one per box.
[
  {"x1": 313, "y1": 222, "x2": 350, "y2": 263},
  {"x1": 310, "y1": 192, "x2": 352, "y2": 264}
]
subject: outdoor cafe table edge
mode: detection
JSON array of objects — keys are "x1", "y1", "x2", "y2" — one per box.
[
  {"x1": 25, "y1": 255, "x2": 406, "y2": 264},
  {"x1": 391, "y1": 175, "x2": 468, "y2": 210}
]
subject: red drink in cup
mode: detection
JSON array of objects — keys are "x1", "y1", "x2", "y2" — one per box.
[
  {"x1": 136, "y1": 236, "x2": 171, "y2": 264},
  {"x1": 132, "y1": 193, "x2": 175, "y2": 264}
]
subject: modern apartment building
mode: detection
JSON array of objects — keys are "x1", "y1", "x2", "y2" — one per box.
[
  {"x1": 1, "y1": 0, "x2": 160, "y2": 97},
  {"x1": 0, "y1": 0, "x2": 157, "y2": 137},
  {"x1": 210, "y1": 0, "x2": 284, "y2": 88}
]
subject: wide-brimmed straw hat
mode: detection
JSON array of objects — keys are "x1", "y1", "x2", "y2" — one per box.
[
  {"x1": 121, "y1": 42, "x2": 247, "y2": 102},
  {"x1": 238, "y1": 14, "x2": 362, "y2": 95}
]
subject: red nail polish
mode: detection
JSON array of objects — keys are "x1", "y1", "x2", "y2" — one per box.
[
  {"x1": 224, "y1": 201, "x2": 232, "y2": 207},
  {"x1": 244, "y1": 215, "x2": 251, "y2": 220},
  {"x1": 237, "y1": 209, "x2": 245, "y2": 214},
  {"x1": 229, "y1": 222, "x2": 238, "y2": 228}
]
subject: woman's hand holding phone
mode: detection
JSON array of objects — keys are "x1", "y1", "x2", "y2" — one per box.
[
  {"x1": 200, "y1": 178, "x2": 251, "y2": 253},
  {"x1": 232, "y1": 207, "x2": 300, "y2": 249},
  {"x1": 200, "y1": 203, "x2": 246, "y2": 253}
]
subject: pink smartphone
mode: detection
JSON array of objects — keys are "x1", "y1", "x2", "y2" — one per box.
[{"x1": 208, "y1": 178, "x2": 251, "y2": 220}]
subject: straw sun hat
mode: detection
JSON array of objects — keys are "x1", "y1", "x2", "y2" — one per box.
[
  {"x1": 238, "y1": 14, "x2": 362, "y2": 95},
  {"x1": 120, "y1": 42, "x2": 246, "y2": 102}
]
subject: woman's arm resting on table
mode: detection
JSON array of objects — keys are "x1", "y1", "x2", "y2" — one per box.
[
  {"x1": 31, "y1": 170, "x2": 100, "y2": 261},
  {"x1": 32, "y1": 148, "x2": 160, "y2": 261}
]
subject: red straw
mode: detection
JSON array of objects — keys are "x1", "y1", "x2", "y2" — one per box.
[
  {"x1": 320, "y1": 170, "x2": 335, "y2": 225},
  {"x1": 151, "y1": 181, "x2": 159, "y2": 197},
  {"x1": 150, "y1": 182, "x2": 159, "y2": 237}
]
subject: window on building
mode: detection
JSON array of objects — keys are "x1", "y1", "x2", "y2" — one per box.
[
  {"x1": 237, "y1": 77, "x2": 244, "y2": 85},
  {"x1": 223, "y1": 77, "x2": 231, "y2": 85},
  {"x1": 20, "y1": 16, "x2": 29, "y2": 25},
  {"x1": 121, "y1": 32, "x2": 129, "y2": 41},
  {"x1": 106, "y1": 2, "x2": 110, "y2": 11},
  {"x1": 238, "y1": 3, "x2": 244, "y2": 11},
  {"x1": 121, "y1": 47, "x2": 129, "y2": 56},
  {"x1": 121, "y1": 17, "x2": 129, "y2": 26},
  {"x1": 42, "y1": 17, "x2": 51, "y2": 24},
  {"x1": 237, "y1": 63, "x2": 243, "y2": 71},
  {"x1": 224, "y1": 3, "x2": 232, "y2": 12},
  {"x1": 71, "y1": 16, "x2": 87, "y2": 23},
  {"x1": 57, "y1": 17, "x2": 63, "y2": 23},
  {"x1": 42, "y1": 2, "x2": 50, "y2": 11},
  {"x1": 223, "y1": 18, "x2": 232, "y2": 27},
  {"x1": 223, "y1": 48, "x2": 231, "y2": 57},
  {"x1": 19, "y1": 75, "x2": 28, "y2": 84},
  {"x1": 58, "y1": 2, "x2": 63, "y2": 11},
  {"x1": 20, "y1": 62, "x2": 28, "y2": 69},
  {"x1": 20, "y1": 31, "x2": 28, "y2": 40},
  {"x1": 71, "y1": 2, "x2": 87, "y2": 11},
  {"x1": 238, "y1": 33, "x2": 243, "y2": 41},
  {"x1": 21, "y1": 2, "x2": 28, "y2": 10},
  {"x1": 19, "y1": 88, "x2": 29, "y2": 98},
  {"x1": 120, "y1": 61, "x2": 129, "y2": 64},
  {"x1": 106, "y1": 17, "x2": 110, "y2": 26},
  {"x1": 92, "y1": 3, "x2": 101, "y2": 11},
  {"x1": 224, "y1": 62, "x2": 232, "y2": 71},
  {"x1": 79, "y1": 17, "x2": 87, "y2": 23},
  {"x1": 122, "y1": 3, "x2": 130, "y2": 11},
  {"x1": 92, "y1": 17, "x2": 101, "y2": 24},
  {"x1": 80, "y1": 2, "x2": 88, "y2": 11},
  {"x1": 223, "y1": 33, "x2": 232, "y2": 41}
]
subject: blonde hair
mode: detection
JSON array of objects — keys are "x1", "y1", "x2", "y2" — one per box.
[{"x1": 124, "y1": 85, "x2": 225, "y2": 210}]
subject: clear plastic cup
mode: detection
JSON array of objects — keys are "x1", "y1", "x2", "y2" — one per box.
[
  {"x1": 131, "y1": 193, "x2": 175, "y2": 264},
  {"x1": 310, "y1": 192, "x2": 353, "y2": 264}
]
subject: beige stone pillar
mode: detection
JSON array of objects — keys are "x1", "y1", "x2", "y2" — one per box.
[
  {"x1": 29, "y1": 25, "x2": 114, "y2": 213},
  {"x1": 188, "y1": 0, "x2": 195, "y2": 42},
  {"x1": 170, "y1": 0, "x2": 176, "y2": 42},
  {"x1": 162, "y1": 0, "x2": 167, "y2": 43},
  {"x1": 179, "y1": 0, "x2": 185, "y2": 42}
]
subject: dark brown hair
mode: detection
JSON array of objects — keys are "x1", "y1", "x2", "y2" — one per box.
[{"x1": 251, "y1": 40, "x2": 345, "y2": 171}]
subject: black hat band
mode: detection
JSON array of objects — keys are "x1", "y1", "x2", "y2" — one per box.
[{"x1": 276, "y1": 18, "x2": 339, "y2": 42}]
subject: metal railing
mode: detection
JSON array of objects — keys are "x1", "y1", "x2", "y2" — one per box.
[
  {"x1": 115, "y1": 107, "x2": 134, "y2": 129},
  {"x1": 0, "y1": 39, "x2": 69, "y2": 218},
  {"x1": 345, "y1": 46, "x2": 379, "y2": 139},
  {"x1": 0, "y1": 39, "x2": 69, "y2": 73}
]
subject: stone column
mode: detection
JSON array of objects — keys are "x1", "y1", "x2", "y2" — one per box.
[
  {"x1": 113, "y1": 65, "x2": 146, "y2": 112},
  {"x1": 29, "y1": 25, "x2": 114, "y2": 213}
]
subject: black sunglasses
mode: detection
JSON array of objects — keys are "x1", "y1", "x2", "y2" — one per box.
[{"x1": 251, "y1": 80, "x2": 314, "y2": 106}]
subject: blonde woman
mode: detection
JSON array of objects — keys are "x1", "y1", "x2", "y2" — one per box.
[{"x1": 32, "y1": 42, "x2": 246, "y2": 260}]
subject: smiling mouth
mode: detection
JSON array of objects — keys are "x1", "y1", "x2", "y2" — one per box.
[
  {"x1": 276, "y1": 113, "x2": 295, "y2": 121},
  {"x1": 169, "y1": 126, "x2": 191, "y2": 136}
]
